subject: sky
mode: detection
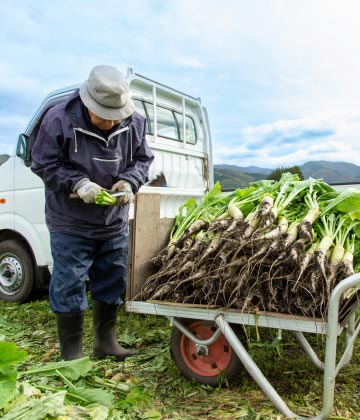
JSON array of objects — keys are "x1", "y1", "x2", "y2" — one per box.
[{"x1": 1, "y1": 0, "x2": 360, "y2": 169}]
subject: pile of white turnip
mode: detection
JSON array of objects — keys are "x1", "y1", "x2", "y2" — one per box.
[{"x1": 139, "y1": 173, "x2": 360, "y2": 320}]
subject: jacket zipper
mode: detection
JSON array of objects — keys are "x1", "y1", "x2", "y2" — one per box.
[{"x1": 73, "y1": 126, "x2": 130, "y2": 151}]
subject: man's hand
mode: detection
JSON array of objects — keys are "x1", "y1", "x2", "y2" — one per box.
[
  {"x1": 111, "y1": 180, "x2": 134, "y2": 205},
  {"x1": 75, "y1": 178, "x2": 102, "y2": 203}
]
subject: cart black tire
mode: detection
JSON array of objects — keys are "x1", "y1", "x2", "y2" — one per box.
[
  {"x1": 170, "y1": 318, "x2": 247, "y2": 386},
  {"x1": 0, "y1": 239, "x2": 35, "y2": 302}
]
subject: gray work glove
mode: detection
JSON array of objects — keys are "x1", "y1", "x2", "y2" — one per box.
[
  {"x1": 74, "y1": 178, "x2": 102, "y2": 204},
  {"x1": 111, "y1": 179, "x2": 134, "y2": 205}
]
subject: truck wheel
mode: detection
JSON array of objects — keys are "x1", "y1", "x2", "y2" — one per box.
[
  {"x1": 0, "y1": 239, "x2": 35, "y2": 302},
  {"x1": 170, "y1": 318, "x2": 247, "y2": 386}
]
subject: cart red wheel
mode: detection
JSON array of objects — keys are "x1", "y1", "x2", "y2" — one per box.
[{"x1": 170, "y1": 318, "x2": 247, "y2": 386}]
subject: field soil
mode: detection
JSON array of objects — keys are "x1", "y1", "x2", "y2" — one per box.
[{"x1": 1, "y1": 294, "x2": 360, "y2": 419}]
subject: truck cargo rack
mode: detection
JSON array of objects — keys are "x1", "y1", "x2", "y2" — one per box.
[{"x1": 126, "y1": 272, "x2": 360, "y2": 420}]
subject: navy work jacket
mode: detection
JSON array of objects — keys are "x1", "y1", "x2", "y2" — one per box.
[{"x1": 31, "y1": 91, "x2": 154, "y2": 239}]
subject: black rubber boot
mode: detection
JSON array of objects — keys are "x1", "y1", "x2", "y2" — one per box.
[
  {"x1": 56, "y1": 312, "x2": 83, "y2": 361},
  {"x1": 92, "y1": 299, "x2": 133, "y2": 361}
]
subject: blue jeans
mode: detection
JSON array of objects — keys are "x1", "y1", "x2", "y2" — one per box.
[{"x1": 49, "y1": 231, "x2": 128, "y2": 313}]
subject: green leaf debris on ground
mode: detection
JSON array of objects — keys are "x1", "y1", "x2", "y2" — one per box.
[
  {"x1": 0, "y1": 295, "x2": 360, "y2": 419},
  {"x1": 2, "y1": 391, "x2": 67, "y2": 420},
  {"x1": 19, "y1": 356, "x2": 92, "y2": 379},
  {"x1": 0, "y1": 341, "x2": 28, "y2": 409}
]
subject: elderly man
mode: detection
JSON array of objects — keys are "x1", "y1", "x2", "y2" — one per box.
[{"x1": 31, "y1": 65, "x2": 154, "y2": 361}]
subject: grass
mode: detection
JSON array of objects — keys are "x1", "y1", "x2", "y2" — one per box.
[{"x1": 1, "y1": 293, "x2": 360, "y2": 419}]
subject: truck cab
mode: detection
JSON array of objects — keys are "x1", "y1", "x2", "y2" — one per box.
[{"x1": 0, "y1": 68, "x2": 213, "y2": 302}]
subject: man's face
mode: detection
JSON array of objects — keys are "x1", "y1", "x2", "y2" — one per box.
[{"x1": 88, "y1": 109, "x2": 121, "y2": 131}]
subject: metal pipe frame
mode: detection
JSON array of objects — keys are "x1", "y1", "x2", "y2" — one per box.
[
  {"x1": 169, "y1": 316, "x2": 223, "y2": 346},
  {"x1": 214, "y1": 272, "x2": 360, "y2": 419},
  {"x1": 293, "y1": 331, "x2": 325, "y2": 370}
]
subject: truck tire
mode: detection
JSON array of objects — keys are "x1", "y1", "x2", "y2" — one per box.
[
  {"x1": 170, "y1": 318, "x2": 247, "y2": 386},
  {"x1": 0, "y1": 239, "x2": 35, "y2": 302}
]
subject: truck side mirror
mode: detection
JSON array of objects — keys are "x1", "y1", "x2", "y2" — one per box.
[{"x1": 16, "y1": 134, "x2": 31, "y2": 167}]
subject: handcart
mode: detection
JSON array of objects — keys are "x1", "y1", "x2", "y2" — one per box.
[
  {"x1": 126, "y1": 193, "x2": 360, "y2": 420},
  {"x1": 127, "y1": 274, "x2": 360, "y2": 420}
]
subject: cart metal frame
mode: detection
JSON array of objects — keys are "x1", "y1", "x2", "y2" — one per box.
[{"x1": 126, "y1": 272, "x2": 360, "y2": 420}]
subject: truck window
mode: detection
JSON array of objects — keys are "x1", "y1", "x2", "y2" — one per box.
[
  {"x1": 175, "y1": 113, "x2": 196, "y2": 144},
  {"x1": 133, "y1": 99, "x2": 148, "y2": 125},
  {"x1": 152, "y1": 104, "x2": 178, "y2": 139},
  {"x1": 133, "y1": 99, "x2": 197, "y2": 144}
]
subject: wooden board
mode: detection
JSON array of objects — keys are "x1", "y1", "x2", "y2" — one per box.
[{"x1": 126, "y1": 193, "x2": 174, "y2": 300}]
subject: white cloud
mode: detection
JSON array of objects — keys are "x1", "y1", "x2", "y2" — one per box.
[
  {"x1": 0, "y1": 115, "x2": 28, "y2": 126},
  {"x1": 213, "y1": 112, "x2": 360, "y2": 168},
  {"x1": 2, "y1": 0, "x2": 360, "y2": 170},
  {"x1": 172, "y1": 56, "x2": 205, "y2": 69}
]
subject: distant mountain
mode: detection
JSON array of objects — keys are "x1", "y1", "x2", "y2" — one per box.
[
  {"x1": 0, "y1": 154, "x2": 9, "y2": 166},
  {"x1": 301, "y1": 161, "x2": 360, "y2": 183},
  {"x1": 214, "y1": 164, "x2": 272, "y2": 189},
  {"x1": 215, "y1": 164, "x2": 272, "y2": 175},
  {"x1": 214, "y1": 161, "x2": 360, "y2": 189}
]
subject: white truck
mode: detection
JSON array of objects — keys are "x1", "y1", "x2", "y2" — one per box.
[{"x1": 0, "y1": 68, "x2": 213, "y2": 302}]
